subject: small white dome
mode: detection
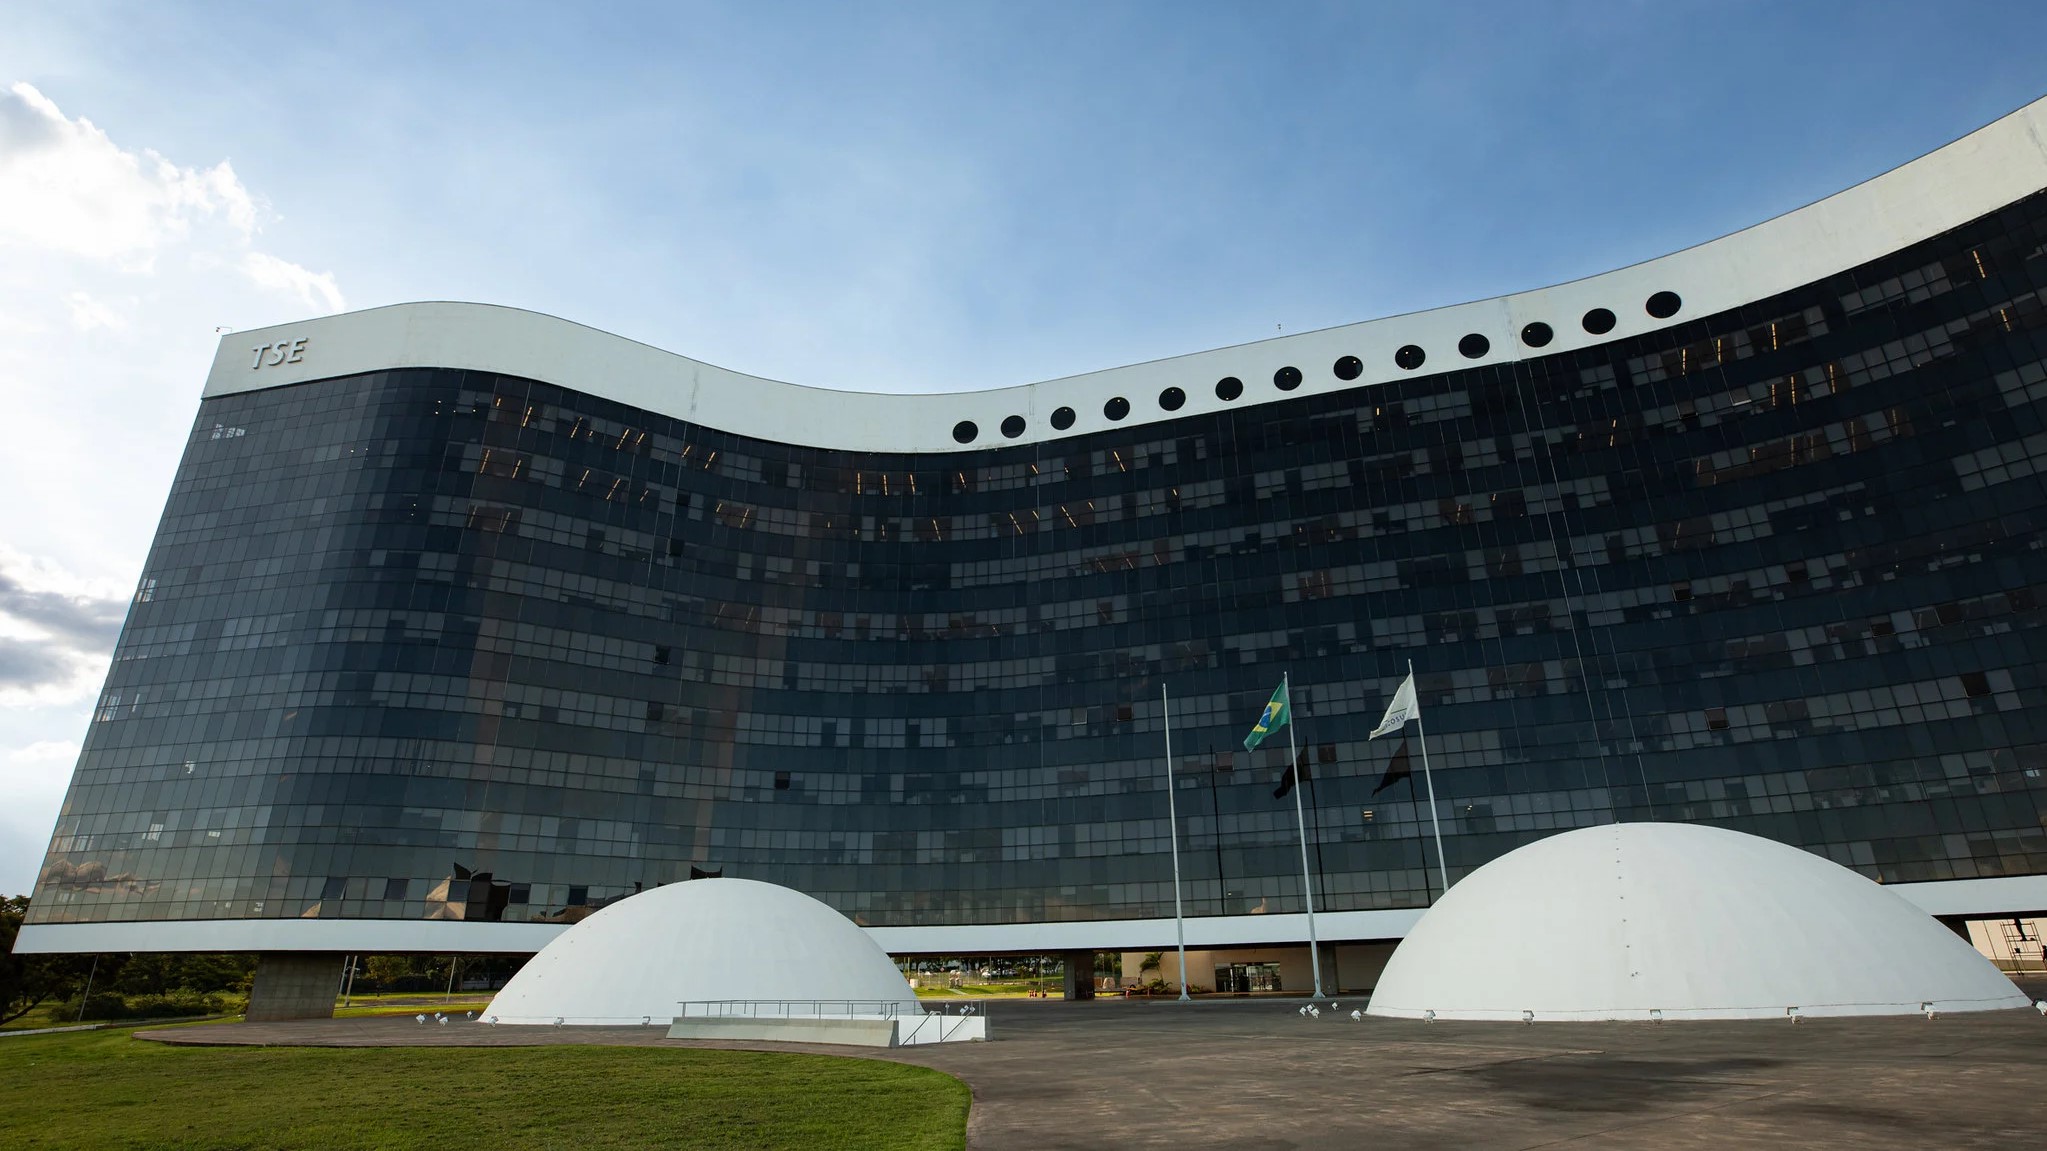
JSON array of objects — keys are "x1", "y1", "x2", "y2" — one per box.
[
  {"x1": 1368, "y1": 823, "x2": 2029, "y2": 1021},
  {"x1": 485, "y1": 878, "x2": 917, "y2": 1025}
]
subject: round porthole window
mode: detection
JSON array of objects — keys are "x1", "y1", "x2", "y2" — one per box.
[
  {"x1": 1394, "y1": 344, "x2": 1426, "y2": 371},
  {"x1": 1274, "y1": 366, "x2": 1303, "y2": 391},
  {"x1": 1104, "y1": 396, "x2": 1130, "y2": 421},
  {"x1": 1582, "y1": 308, "x2": 1616, "y2": 335},
  {"x1": 1520, "y1": 321, "x2": 1553, "y2": 348},
  {"x1": 1215, "y1": 376, "x2": 1243, "y2": 401},
  {"x1": 1646, "y1": 291, "x2": 1682, "y2": 319},
  {"x1": 1001, "y1": 415, "x2": 1026, "y2": 439},
  {"x1": 1458, "y1": 333, "x2": 1490, "y2": 359},
  {"x1": 952, "y1": 421, "x2": 978, "y2": 444},
  {"x1": 1333, "y1": 355, "x2": 1363, "y2": 381},
  {"x1": 1050, "y1": 406, "x2": 1076, "y2": 430},
  {"x1": 1159, "y1": 386, "x2": 1186, "y2": 411}
]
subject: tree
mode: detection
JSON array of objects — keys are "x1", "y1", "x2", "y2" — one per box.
[
  {"x1": 1, "y1": 895, "x2": 85, "y2": 1025},
  {"x1": 1139, "y1": 951, "x2": 1163, "y2": 975}
]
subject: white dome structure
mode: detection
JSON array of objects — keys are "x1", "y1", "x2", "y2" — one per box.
[
  {"x1": 1367, "y1": 823, "x2": 2030, "y2": 1021},
  {"x1": 485, "y1": 878, "x2": 918, "y2": 1025}
]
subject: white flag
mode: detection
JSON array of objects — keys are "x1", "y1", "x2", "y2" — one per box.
[{"x1": 1369, "y1": 672, "x2": 1418, "y2": 739}]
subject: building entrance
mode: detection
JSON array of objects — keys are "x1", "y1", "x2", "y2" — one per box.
[{"x1": 1214, "y1": 962, "x2": 1283, "y2": 994}]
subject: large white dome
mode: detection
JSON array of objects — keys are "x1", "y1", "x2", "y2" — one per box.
[
  {"x1": 485, "y1": 878, "x2": 918, "y2": 1025},
  {"x1": 1367, "y1": 823, "x2": 2029, "y2": 1021}
]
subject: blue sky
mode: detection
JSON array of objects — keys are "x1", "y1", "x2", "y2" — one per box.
[{"x1": 0, "y1": 1, "x2": 2043, "y2": 891}]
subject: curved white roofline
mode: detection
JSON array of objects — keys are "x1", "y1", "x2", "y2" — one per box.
[
  {"x1": 15, "y1": 872, "x2": 2046, "y2": 955},
  {"x1": 207, "y1": 97, "x2": 2047, "y2": 454}
]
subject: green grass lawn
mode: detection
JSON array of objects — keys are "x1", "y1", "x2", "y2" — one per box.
[{"x1": 0, "y1": 1026, "x2": 969, "y2": 1150}]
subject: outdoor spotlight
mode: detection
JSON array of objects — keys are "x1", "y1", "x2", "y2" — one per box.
[
  {"x1": 1787, "y1": 1007, "x2": 1803, "y2": 1024},
  {"x1": 1650, "y1": 1009, "x2": 1663, "y2": 1023},
  {"x1": 1922, "y1": 1002, "x2": 1938, "y2": 1021},
  {"x1": 1522, "y1": 1010, "x2": 1534, "y2": 1025},
  {"x1": 2036, "y1": 1000, "x2": 2046, "y2": 1016},
  {"x1": 642, "y1": 1016, "x2": 652, "y2": 1026},
  {"x1": 414, "y1": 1014, "x2": 426, "y2": 1024},
  {"x1": 487, "y1": 1016, "x2": 498, "y2": 1026},
  {"x1": 1423, "y1": 1010, "x2": 1435, "y2": 1023},
  {"x1": 1350, "y1": 1010, "x2": 1362, "y2": 1021},
  {"x1": 553, "y1": 1017, "x2": 564, "y2": 1026}
]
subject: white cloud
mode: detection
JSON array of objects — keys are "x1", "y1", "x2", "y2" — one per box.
[
  {"x1": 0, "y1": 547, "x2": 127, "y2": 708},
  {"x1": 0, "y1": 81, "x2": 338, "y2": 312},
  {"x1": 243, "y1": 250, "x2": 346, "y2": 314},
  {"x1": 7, "y1": 739, "x2": 79, "y2": 766},
  {"x1": 0, "y1": 81, "x2": 248, "y2": 267},
  {"x1": 64, "y1": 289, "x2": 124, "y2": 331}
]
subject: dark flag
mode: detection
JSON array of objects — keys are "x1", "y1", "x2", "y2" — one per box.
[
  {"x1": 1372, "y1": 738, "x2": 1413, "y2": 796},
  {"x1": 1273, "y1": 748, "x2": 1312, "y2": 800}
]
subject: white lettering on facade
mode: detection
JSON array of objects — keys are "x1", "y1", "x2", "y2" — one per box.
[{"x1": 250, "y1": 337, "x2": 309, "y2": 369}]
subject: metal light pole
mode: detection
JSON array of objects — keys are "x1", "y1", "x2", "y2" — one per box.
[
  {"x1": 1163, "y1": 684, "x2": 1190, "y2": 1002},
  {"x1": 1284, "y1": 673, "x2": 1325, "y2": 999}
]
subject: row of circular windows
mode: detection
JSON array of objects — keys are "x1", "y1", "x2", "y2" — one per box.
[{"x1": 950, "y1": 291, "x2": 1683, "y2": 444}]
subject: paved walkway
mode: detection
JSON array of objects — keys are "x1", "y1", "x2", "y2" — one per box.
[{"x1": 142, "y1": 993, "x2": 2047, "y2": 1149}]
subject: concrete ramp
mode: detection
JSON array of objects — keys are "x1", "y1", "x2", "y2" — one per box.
[
  {"x1": 666, "y1": 1015, "x2": 899, "y2": 1047},
  {"x1": 664, "y1": 1012, "x2": 990, "y2": 1046}
]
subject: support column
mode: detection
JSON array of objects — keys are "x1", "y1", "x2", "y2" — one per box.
[
  {"x1": 246, "y1": 952, "x2": 347, "y2": 1021},
  {"x1": 1061, "y1": 950, "x2": 1095, "y2": 1000},
  {"x1": 1936, "y1": 915, "x2": 1974, "y2": 942}
]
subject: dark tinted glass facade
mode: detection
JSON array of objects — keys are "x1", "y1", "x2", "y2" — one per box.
[{"x1": 31, "y1": 191, "x2": 2047, "y2": 933}]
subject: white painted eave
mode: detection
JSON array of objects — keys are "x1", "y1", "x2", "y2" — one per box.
[
  {"x1": 202, "y1": 96, "x2": 2047, "y2": 454},
  {"x1": 13, "y1": 873, "x2": 2042, "y2": 954}
]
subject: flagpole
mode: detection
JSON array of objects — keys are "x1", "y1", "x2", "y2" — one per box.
[
  {"x1": 1163, "y1": 684, "x2": 1190, "y2": 1002},
  {"x1": 1411, "y1": 660, "x2": 1449, "y2": 899},
  {"x1": 1285, "y1": 672, "x2": 1325, "y2": 999}
]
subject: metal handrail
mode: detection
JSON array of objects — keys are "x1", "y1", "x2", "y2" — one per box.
[{"x1": 674, "y1": 998, "x2": 985, "y2": 1020}]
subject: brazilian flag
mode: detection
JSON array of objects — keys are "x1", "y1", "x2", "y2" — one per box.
[{"x1": 1242, "y1": 680, "x2": 1291, "y2": 750}]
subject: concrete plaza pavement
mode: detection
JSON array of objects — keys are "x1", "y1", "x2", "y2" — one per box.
[{"x1": 142, "y1": 987, "x2": 2047, "y2": 1150}]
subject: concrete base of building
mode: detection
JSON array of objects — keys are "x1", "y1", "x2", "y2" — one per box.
[
  {"x1": 246, "y1": 953, "x2": 345, "y2": 1021},
  {"x1": 1061, "y1": 950, "x2": 1094, "y2": 1000}
]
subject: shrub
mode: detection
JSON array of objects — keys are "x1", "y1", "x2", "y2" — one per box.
[{"x1": 62, "y1": 991, "x2": 233, "y2": 1021}]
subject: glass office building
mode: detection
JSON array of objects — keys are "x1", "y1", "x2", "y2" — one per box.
[{"x1": 20, "y1": 99, "x2": 2047, "y2": 963}]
